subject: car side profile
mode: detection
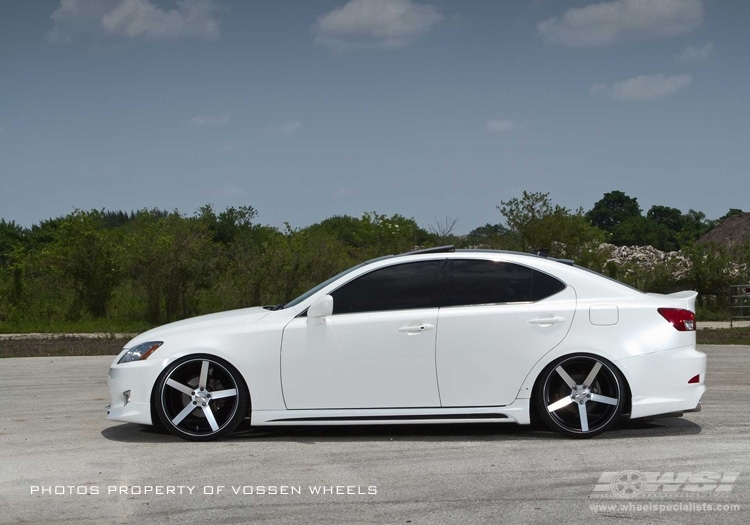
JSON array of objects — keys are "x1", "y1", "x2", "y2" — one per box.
[{"x1": 107, "y1": 246, "x2": 705, "y2": 441}]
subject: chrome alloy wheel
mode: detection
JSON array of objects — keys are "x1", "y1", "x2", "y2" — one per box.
[
  {"x1": 156, "y1": 356, "x2": 248, "y2": 441},
  {"x1": 537, "y1": 355, "x2": 625, "y2": 438}
]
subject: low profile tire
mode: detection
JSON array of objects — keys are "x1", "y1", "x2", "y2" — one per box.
[
  {"x1": 155, "y1": 355, "x2": 248, "y2": 442},
  {"x1": 535, "y1": 354, "x2": 625, "y2": 438}
]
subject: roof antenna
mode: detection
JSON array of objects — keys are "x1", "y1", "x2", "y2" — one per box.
[{"x1": 536, "y1": 248, "x2": 549, "y2": 258}]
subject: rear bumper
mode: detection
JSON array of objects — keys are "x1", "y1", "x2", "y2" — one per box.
[{"x1": 615, "y1": 345, "x2": 706, "y2": 420}]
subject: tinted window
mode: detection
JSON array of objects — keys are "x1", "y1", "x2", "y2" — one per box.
[
  {"x1": 331, "y1": 261, "x2": 440, "y2": 314},
  {"x1": 283, "y1": 256, "x2": 393, "y2": 309},
  {"x1": 445, "y1": 260, "x2": 565, "y2": 307},
  {"x1": 531, "y1": 269, "x2": 567, "y2": 301}
]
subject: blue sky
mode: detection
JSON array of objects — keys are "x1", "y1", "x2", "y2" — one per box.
[{"x1": 1, "y1": 0, "x2": 748, "y2": 233}]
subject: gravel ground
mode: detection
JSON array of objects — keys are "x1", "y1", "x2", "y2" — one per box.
[{"x1": 0, "y1": 336, "x2": 129, "y2": 358}]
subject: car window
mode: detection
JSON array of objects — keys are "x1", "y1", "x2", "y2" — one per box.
[
  {"x1": 445, "y1": 259, "x2": 565, "y2": 307},
  {"x1": 331, "y1": 261, "x2": 440, "y2": 314},
  {"x1": 283, "y1": 255, "x2": 393, "y2": 309},
  {"x1": 531, "y1": 267, "x2": 567, "y2": 300}
]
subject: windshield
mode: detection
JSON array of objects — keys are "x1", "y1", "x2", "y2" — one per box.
[{"x1": 282, "y1": 256, "x2": 393, "y2": 309}]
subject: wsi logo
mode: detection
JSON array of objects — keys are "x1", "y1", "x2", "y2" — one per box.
[{"x1": 592, "y1": 471, "x2": 740, "y2": 498}]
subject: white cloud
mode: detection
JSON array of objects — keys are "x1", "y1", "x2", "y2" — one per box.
[
  {"x1": 590, "y1": 74, "x2": 692, "y2": 101},
  {"x1": 676, "y1": 42, "x2": 713, "y2": 63},
  {"x1": 486, "y1": 120, "x2": 516, "y2": 133},
  {"x1": 48, "y1": 0, "x2": 219, "y2": 46},
  {"x1": 312, "y1": 0, "x2": 444, "y2": 52},
  {"x1": 187, "y1": 114, "x2": 230, "y2": 127},
  {"x1": 538, "y1": 0, "x2": 703, "y2": 48},
  {"x1": 264, "y1": 121, "x2": 303, "y2": 135}
]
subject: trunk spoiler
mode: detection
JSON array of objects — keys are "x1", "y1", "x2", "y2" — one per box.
[{"x1": 666, "y1": 290, "x2": 699, "y2": 312}]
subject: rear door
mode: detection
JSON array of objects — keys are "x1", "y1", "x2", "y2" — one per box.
[{"x1": 436, "y1": 259, "x2": 576, "y2": 407}]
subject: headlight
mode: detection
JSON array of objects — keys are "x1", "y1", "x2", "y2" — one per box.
[{"x1": 118, "y1": 341, "x2": 163, "y2": 364}]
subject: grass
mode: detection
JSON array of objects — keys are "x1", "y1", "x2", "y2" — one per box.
[
  {"x1": 696, "y1": 307, "x2": 731, "y2": 322},
  {"x1": 0, "y1": 318, "x2": 153, "y2": 335},
  {"x1": 696, "y1": 327, "x2": 750, "y2": 345}
]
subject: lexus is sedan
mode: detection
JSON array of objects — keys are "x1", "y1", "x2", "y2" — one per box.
[{"x1": 107, "y1": 246, "x2": 705, "y2": 441}]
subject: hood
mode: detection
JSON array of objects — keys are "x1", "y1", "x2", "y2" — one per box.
[{"x1": 125, "y1": 306, "x2": 272, "y2": 347}]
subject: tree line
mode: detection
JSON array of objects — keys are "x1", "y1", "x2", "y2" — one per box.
[{"x1": 0, "y1": 190, "x2": 747, "y2": 332}]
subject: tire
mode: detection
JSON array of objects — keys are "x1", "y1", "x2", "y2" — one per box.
[
  {"x1": 155, "y1": 355, "x2": 248, "y2": 442},
  {"x1": 535, "y1": 354, "x2": 625, "y2": 438}
]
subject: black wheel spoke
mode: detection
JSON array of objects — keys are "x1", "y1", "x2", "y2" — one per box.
[
  {"x1": 538, "y1": 355, "x2": 624, "y2": 438},
  {"x1": 157, "y1": 356, "x2": 246, "y2": 441}
]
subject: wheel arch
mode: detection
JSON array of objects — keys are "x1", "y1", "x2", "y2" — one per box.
[
  {"x1": 527, "y1": 351, "x2": 633, "y2": 423},
  {"x1": 150, "y1": 351, "x2": 253, "y2": 424}
]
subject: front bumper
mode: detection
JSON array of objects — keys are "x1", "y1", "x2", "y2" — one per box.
[{"x1": 107, "y1": 360, "x2": 165, "y2": 425}]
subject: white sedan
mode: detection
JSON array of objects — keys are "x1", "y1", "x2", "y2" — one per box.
[{"x1": 107, "y1": 247, "x2": 705, "y2": 441}]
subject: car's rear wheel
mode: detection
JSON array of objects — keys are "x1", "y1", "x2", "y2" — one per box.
[
  {"x1": 535, "y1": 354, "x2": 625, "y2": 438},
  {"x1": 155, "y1": 355, "x2": 248, "y2": 441}
]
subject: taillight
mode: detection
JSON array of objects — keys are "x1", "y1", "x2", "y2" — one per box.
[
  {"x1": 658, "y1": 308, "x2": 696, "y2": 331},
  {"x1": 688, "y1": 374, "x2": 700, "y2": 384}
]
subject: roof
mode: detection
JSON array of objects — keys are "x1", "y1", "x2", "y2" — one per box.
[{"x1": 398, "y1": 245, "x2": 575, "y2": 266}]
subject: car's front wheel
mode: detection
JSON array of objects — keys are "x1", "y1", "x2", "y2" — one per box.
[
  {"x1": 535, "y1": 354, "x2": 625, "y2": 438},
  {"x1": 155, "y1": 355, "x2": 248, "y2": 441}
]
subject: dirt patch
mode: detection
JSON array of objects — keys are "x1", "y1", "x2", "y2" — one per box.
[
  {"x1": 698, "y1": 212, "x2": 750, "y2": 250},
  {"x1": 0, "y1": 337, "x2": 128, "y2": 358}
]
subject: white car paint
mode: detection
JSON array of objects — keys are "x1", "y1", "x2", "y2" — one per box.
[
  {"x1": 107, "y1": 249, "x2": 706, "y2": 440},
  {"x1": 281, "y1": 308, "x2": 441, "y2": 409},
  {"x1": 435, "y1": 286, "x2": 577, "y2": 407}
]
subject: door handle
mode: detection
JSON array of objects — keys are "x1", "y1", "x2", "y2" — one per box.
[
  {"x1": 397, "y1": 323, "x2": 435, "y2": 334},
  {"x1": 527, "y1": 316, "x2": 565, "y2": 326}
]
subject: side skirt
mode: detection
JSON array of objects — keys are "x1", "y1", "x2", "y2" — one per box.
[{"x1": 250, "y1": 399, "x2": 531, "y2": 426}]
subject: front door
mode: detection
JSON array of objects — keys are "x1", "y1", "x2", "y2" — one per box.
[{"x1": 281, "y1": 260, "x2": 443, "y2": 410}]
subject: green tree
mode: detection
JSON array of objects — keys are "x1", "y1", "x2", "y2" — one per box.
[
  {"x1": 0, "y1": 219, "x2": 25, "y2": 265},
  {"x1": 264, "y1": 224, "x2": 353, "y2": 304},
  {"x1": 465, "y1": 223, "x2": 510, "y2": 248},
  {"x1": 646, "y1": 205, "x2": 683, "y2": 250},
  {"x1": 126, "y1": 210, "x2": 217, "y2": 323},
  {"x1": 718, "y1": 208, "x2": 743, "y2": 223},
  {"x1": 734, "y1": 239, "x2": 750, "y2": 283},
  {"x1": 586, "y1": 190, "x2": 642, "y2": 234},
  {"x1": 681, "y1": 242, "x2": 732, "y2": 308},
  {"x1": 647, "y1": 205, "x2": 683, "y2": 232},
  {"x1": 677, "y1": 209, "x2": 716, "y2": 245},
  {"x1": 40, "y1": 210, "x2": 126, "y2": 318},
  {"x1": 196, "y1": 204, "x2": 259, "y2": 245},
  {"x1": 313, "y1": 212, "x2": 431, "y2": 258},
  {"x1": 25, "y1": 217, "x2": 64, "y2": 249},
  {"x1": 498, "y1": 191, "x2": 605, "y2": 258},
  {"x1": 214, "y1": 223, "x2": 285, "y2": 309},
  {"x1": 611, "y1": 215, "x2": 669, "y2": 249}
]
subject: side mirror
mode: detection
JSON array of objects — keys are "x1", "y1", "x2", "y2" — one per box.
[{"x1": 308, "y1": 295, "x2": 333, "y2": 319}]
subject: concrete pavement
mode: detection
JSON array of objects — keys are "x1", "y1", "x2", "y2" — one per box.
[{"x1": 1, "y1": 347, "x2": 748, "y2": 524}]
